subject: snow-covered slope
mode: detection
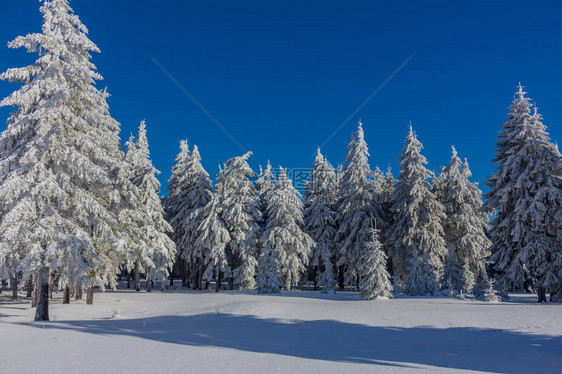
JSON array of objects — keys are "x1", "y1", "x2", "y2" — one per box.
[{"x1": 0, "y1": 289, "x2": 560, "y2": 373}]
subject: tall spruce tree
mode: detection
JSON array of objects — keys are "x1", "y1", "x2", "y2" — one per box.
[
  {"x1": 164, "y1": 140, "x2": 190, "y2": 286},
  {"x1": 434, "y1": 147, "x2": 491, "y2": 294},
  {"x1": 303, "y1": 148, "x2": 338, "y2": 293},
  {"x1": 124, "y1": 121, "x2": 175, "y2": 290},
  {"x1": 183, "y1": 146, "x2": 214, "y2": 289},
  {"x1": 257, "y1": 167, "x2": 313, "y2": 291},
  {"x1": 386, "y1": 126, "x2": 446, "y2": 295},
  {"x1": 485, "y1": 84, "x2": 562, "y2": 302},
  {"x1": 217, "y1": 152, "x2": 261, "y2": 290},
  {"x1": 0, "y1": 0, "x2": 138, "y2": 320},
  {"x1": 336, "y1": 121, "x2": 385, "y2": 288},
  {"x1": 194, "y1": 195, "x2": 231, "y2": 291}
]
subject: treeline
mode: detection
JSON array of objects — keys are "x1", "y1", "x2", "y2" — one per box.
[{"x1": 164, "y1": 83, "x2": 562, "y2": 305}]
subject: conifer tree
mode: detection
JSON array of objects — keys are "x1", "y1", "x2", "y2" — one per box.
[
  {"x1": 386, "y1": 126, "x2": 446, "y2": 295},
  {"x1": 336, "y1": 121, "x2": 385, "y2": 287},
  {"x1": 303, "y1": 148, "x2": 338, "y2": 293},
  {"x1": 183, "y1": 146, "x2": 214, "y2": 289},
  {"x1": 164, "y1": 140, "x2": 190, "y2": 286},
  {"x1": 403, "y1": 248, "x2": 438, "y2": 296},
  {"x1": 124, "y1": 121, "x2": 175, "y2": 289},
  {"x1": 0, "y1": 0, "x2": 138, "y2": 319},
  {"x1": 217, "y1": 152, "x2": 261, "y2": 290},
  {"x1": 485, "y1": 84, "x2": 562, "y2": 302},
  {"x1": 194, "y1": 196, "x2": 231, "y2": 291},
  {"x1": 258, "y1": 167, "x2": 313, "y2": 291},
  {"x1": 358, "y1": 228, "x2": 393, "y2": 300},
  {"x1": 434, "y1": 147, "x2": 491, "y2": 293}
]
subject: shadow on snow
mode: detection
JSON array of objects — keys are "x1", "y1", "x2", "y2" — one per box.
[{"x1": 17, "y1": 312, "x2": 562, "y2": 372}]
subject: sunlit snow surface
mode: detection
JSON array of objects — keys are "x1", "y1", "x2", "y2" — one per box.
[{"x1": 1, "y1": 288, "x2": 561, "y2": 373}]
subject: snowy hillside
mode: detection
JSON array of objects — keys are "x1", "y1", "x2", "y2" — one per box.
[{"x1": 1, "y1": 289, "x2": 561, "y2": 373}]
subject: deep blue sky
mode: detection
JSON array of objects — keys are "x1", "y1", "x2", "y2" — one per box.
[{"x1": 1, "y1": 0, "x2": 561, "y2": 192}]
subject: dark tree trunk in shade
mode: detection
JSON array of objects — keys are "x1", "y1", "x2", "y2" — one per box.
[
  {"x1": 127, "y1": 271, "x2": 131, "y2": 289},
  {"x1": 12, "y1": 272, "x2": 18, "y2": 301},
  {"x1": 34, "y1": 267, "x2": 50, "y2": 321},
  {"x1": 216, "y1": 267, "x2": 221, "y2": 292},
  {"x1": 538, "y1": 287, "x2": 547, "y2": 303},
  {"x1": 194, "y1": 259, "x2": 201, "y2": 290},
  {"x1": 146, "y1": 275, "x2": 153, "y2": 292},
  {"x1": 134, "y1": 264, "x2": 141, "y2": 292},
  {"x1": 26, "y1": 275, "x2": 33, "y2": 298},
  {"x1": 86, "y1": 286, "x2": 94, "y2": 304},
  {"x1": 75, "y1": 286, "x2": 82, "y2": 300},
  {"x1": 63, "y1": 286, "x2": 71, "y2": 304},
  {"x1": 338, "y1": 265, "x2": 345, "y2": 290}
]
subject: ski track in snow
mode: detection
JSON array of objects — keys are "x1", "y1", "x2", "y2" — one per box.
[{"x1": 0, "y1": 289, "x2": 561, "y2": 373}]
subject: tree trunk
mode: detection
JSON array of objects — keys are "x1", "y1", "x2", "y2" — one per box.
[
  {"x1": 12, "y1": 272, "x2": 18, "y2": 301},
  {"x1": 146, "y1": 274, "x2": 153, "y2": 292},
  {"x1": 338, "y1": 265, "x2": 345, "y2": 290},
  {"x1": 537, "y1": 287, "x2": 547, "y2": 303},
  {"x1": 86, "y1": 286, "x2": 94, "y2": 305},
  {"x1": 127, "y1": 271, "x2": 131, "y2": 289},
  {"x1": 216, "y1": 267, "x2": 221, "y2": 292},
  {"x1": 194, "y1": 259, "x2": 201, "y2": 290},
  {"x1": 75, "y1": 286, "x2": 82, "y2": 300},
  {"x1": 26, "y1": 275, "x2": 33, "y2": 298},
  {"x1": 134, "y1": 263, "x2": 141, "y2": 292},
  {"x1": 63, "y1": 286, "x2": 71, "y2": 304},
  {"x1": 34, "y1": 267, "x2": 50, "y2": 321}
]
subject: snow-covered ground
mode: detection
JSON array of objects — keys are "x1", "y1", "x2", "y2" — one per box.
[{"x1": 0, "y1": 288, "x2": 561, "y2": 373}]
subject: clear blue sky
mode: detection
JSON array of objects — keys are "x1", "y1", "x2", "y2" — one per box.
[{"x1": 1, "y1": 0, "x2": 561, "y2": 192}]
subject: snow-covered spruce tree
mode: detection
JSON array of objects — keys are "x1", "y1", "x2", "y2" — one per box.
[
  {"x1": 0, "y1": 0, "x2": 139, "y2": 319},
  {"x1": 258, "y1": 167, "x2": 313, "y2": 291},
  {"x1": 303, "y1": 148, "x2": 338, "y2": 293},
  {"x1": 402, "y1": 248, "x2": 438, "y2": 296},
  {"x1": 177, "y1": 145, "x2": 214, "y2": 289},
  {"x1": 336, "y1": 121, "x2": 386, "y2": 288},
  {"x1": 386, "y1": 126, "x2": 446, "y2": 295},
  {"x1": 434, "y1": 147, "x2": 491, "y2": 293},
  {"x1": 358, "y1": 228, "x2": 393, "y2": 300},
  {"x1": 193, "y1": 195, "x2": 231, "y2": 291},
  {"x1": 256, "y1": 240, "x2": 284, "y2": 293},
  {"x1": 124, "y1": 121, "x2": 175, "y2": 291},
  {"x1": 485, "y1": 84, "x2": 562, "y2": 302},
  {"x1": 216, "y1": 152, "x2": 261, "y2": 290},
  {"x1": 163, "y1": 140, "x2": 190, "y2": 286},
  {"x1": 256, "y1": 161, "x2": 275, "y2": 223}
]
